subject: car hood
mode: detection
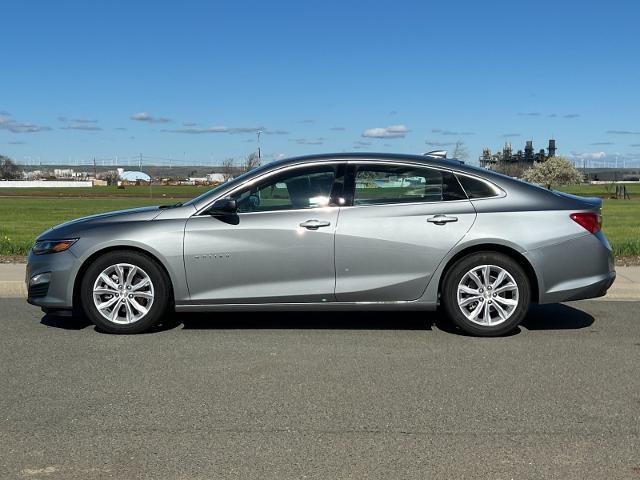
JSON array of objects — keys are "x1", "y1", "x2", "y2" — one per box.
[{"x1": 37, "y1": 206, "x2": 162, "y2": 240}]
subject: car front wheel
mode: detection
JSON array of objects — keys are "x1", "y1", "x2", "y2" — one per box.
[
  {"x1": 80, "y1": 250, "x2": 171, "y2": 334},
  {"x1": 442, "y1": 252, "x2": 531, "y2": 336}
]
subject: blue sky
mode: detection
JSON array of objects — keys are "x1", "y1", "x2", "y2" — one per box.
[{"x1": 1, "y1": 0, "x2": 639, "y2": 167}]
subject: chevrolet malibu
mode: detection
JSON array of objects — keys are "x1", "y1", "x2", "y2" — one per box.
[{"x1": 26, "y1": 153, "x2": 616, "y2": 336}]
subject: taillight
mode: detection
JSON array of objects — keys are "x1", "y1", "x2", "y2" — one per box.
[{"x1": 570, "y1": 212, "x2": 601, "y2": 234}]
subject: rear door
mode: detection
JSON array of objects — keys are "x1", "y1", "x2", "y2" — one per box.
[{"x1": 334, "y1": 162, "x2": 476, "y2": 302}]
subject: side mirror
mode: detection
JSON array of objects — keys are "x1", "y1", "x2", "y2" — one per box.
[{"x1": 208, "y1": 198, "x2": 237, "y2": 215}]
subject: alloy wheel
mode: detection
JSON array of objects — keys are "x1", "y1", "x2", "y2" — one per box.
[
  {"x1": 456, "y1": 264, "x2": 519, "y2": 326},
  {"x1": 92, "y1": 263, "x2": 155, "y2": 324}
]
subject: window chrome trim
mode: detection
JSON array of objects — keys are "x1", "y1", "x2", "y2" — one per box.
[
  {"x1": 233, "y1": 206, "x2": 341, "y2": 216},
  {"x1": 344, "y1": 198, "x2": 472, "y2": 210}
]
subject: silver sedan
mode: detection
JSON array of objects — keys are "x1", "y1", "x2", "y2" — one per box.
[{"x1": 26, "y1": 153, "x2": 615, "y2": 336}]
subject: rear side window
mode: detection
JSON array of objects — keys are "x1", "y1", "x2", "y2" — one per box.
[
  {"x1": 354, "y1": 165, "x2": 467, "y2": 205},
  {"x1": 456, "y1": 174, "x2": 501, "y2": 199}
]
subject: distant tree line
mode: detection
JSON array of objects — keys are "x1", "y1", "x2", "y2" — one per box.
[{"x1": 0, "y1": 155, "x2": 22, "y2": 180}]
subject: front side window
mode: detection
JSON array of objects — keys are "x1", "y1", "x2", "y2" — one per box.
[
  {"x1": 353, "y1": 164, "x2": 466, "y2": 205},
  {"x1": 231, "y1": 165, "x2": 339, "y2": 213}
]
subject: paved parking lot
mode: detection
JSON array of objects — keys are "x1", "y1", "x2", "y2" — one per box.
[{"x1": 1, "y1": 299, "x2": 638, "y2": 479}]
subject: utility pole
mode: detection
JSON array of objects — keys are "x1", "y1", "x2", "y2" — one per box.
[
  {"x1": 257, "y1": 130, "x2": 262, "y2": 160},
  {"x1": 93, "y1": 157, "x2": 97, "y2": 179}
]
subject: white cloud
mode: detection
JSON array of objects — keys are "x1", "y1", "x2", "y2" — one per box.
[
  {"x1": 0, "y1": 113, "x2": 50, "y2": 133},
  {"x1": 165, "y1": 126, "x2": 264, "y2": 134},
  {"x1": 293, "y1": 138, "x2": 324, "y2": 145},
  {"x1": 62, "y1": 124, "x2": 102, "y2": 131},
  {"x1": 130, "y1": 112, "x2": 171, "y2": 123},
  {"x1": 362, "y1": 124, "x2": 409, "y2": 139},
  {"x1": 570, "y1": 151, "x2": 606, "y2": 160},
  {"x1": 263, "y1": 129, "x2": 289, "y2": 135},
  {"x1": 425, "y1": 140, "x2": 455, "y2": 147},
  {"x1": 605, "y1": 130, "x2": 640, "y2": 135}
]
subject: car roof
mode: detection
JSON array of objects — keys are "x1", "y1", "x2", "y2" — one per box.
[{"x1": 269, "y1": 152, "x2": 467, "y2": 170}]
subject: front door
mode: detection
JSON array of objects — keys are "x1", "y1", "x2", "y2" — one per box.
[
  {"x1": 184, "y1": 163, "x2": 344, "y2": 303},
  {"x1": 335, "y1": 162, "x2": 476, "y2": 302}
]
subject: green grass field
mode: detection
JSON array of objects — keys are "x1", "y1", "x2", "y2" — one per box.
[
  {"x1": 0, "y1": 184, "x2": 206, "y2": 198},
  {"x1": 561, "y1": 183, "x2": 640, "y2": 198},
  {"x1": 0, "y1": 197, "x2": 161, "y2": 255},
  {"x1": 1, "y1": 184, "x2": 639, "y2": 256}
]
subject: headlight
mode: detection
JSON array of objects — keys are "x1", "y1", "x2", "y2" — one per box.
[{"x1": 32, "y1": 238, "x2": 78, "y2": 255}]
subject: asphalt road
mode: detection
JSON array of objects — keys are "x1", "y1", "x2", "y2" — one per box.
[{"x1": 1, "y1": 299, "x2": 638, "y2": 480}]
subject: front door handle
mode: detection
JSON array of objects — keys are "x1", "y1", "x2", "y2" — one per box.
[
  {"x1": 427, "y1": 215, "x2": 458, "y2": 225},
  {"x1": 299, "y1": 219, "x2": 331, "y2": 230}
]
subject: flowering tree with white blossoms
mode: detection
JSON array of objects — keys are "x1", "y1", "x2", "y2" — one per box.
[{"x1": 522, "y1": 156, "x2": 583, "y2": 188}]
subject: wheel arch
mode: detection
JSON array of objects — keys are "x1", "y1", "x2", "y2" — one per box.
[
  {"x1": 72, "y1": 245, "x2": 176, "y2": 310},
  {"x1": 438, "y1": 243, "x2": 540, "y2": 303}
]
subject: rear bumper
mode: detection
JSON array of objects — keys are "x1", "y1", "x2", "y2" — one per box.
[
  {"x1": 527, "y1": 232, "x2": 616, "y2": 304},
  {"x1": 540, "y1": 270, "x2": 615, "y2": 303}
]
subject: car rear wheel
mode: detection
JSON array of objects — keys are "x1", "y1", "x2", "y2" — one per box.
[
  {"x1": 80, "y1": 250, "x2": 171, "y2": 334},
  {"x1": 442, "y1": 252, "x2": 531, "y2": 336}
]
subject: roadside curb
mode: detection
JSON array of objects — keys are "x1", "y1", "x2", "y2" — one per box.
[{"x1": 0, "y1": 281, "x2": 26, "y2": 298}]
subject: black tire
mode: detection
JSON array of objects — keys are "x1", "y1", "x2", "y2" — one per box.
[
  {"x1": 442, "y1": 252, "x2": 531, "y2": 336},
  {"x1": 80, "y1": 250, "x2": 172, "y2": 334}
]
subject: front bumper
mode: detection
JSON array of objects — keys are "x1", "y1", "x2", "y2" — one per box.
[{"x1": 26, "y1": 249, "x2": 78, "y2": 309}]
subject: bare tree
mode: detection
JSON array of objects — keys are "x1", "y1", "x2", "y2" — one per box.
[
  {"x1": 452, "y1": 141, "x2": 469, "y2": 161},
  {"x1": 242, "y1": 152, "x2": 261, "y2": 173},
  {"x1": 493, "y1": 162, "x2": 527, "y2": 178},
  {"x1": 97, "y1": 170, "x2": 119, "y2": 186},
  {"x1": 222, "y1": 157, "x2": 235, "y2": 179},
  {"x1": 0, "y1": 155, "x2": 22, "y2": 180}
]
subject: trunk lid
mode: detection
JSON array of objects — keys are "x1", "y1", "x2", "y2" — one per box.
[{"x1": 552, "y1": 190, "x2": 602, "y2": 210}]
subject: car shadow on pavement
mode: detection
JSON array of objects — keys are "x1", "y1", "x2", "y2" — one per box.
[
  {"x1": 40, "y1": 312, "x2": 93, "y2": 330},
  {"x1": 39, "y1": 302, "x2": 594, "y2": 335},
  {"x1": 178, "y1": 302, "x2": 595, "y2": 335},
  {"x1": 521, "y1": 303, "x2": 595, "y2": 330},
  {"x1": 179, "y1": 310, "x2": 433, "y2": 331}
]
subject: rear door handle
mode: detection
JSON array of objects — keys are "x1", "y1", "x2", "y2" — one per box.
[
  {"x1": 299, "y1": 219, "x2": 331, "y2": 230},
  {"x1": 427, "y1": 215, "x2": 458, "y2": 225}
]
